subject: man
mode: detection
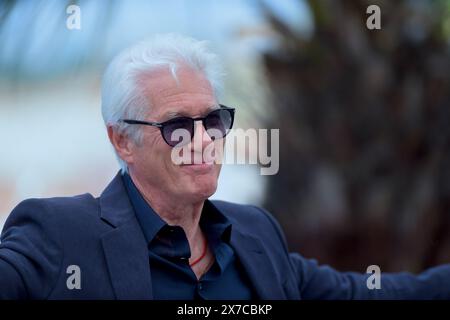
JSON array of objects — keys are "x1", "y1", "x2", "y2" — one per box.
[{"x1": 0, "y1": 34, "x2": 449, "y2": 300}]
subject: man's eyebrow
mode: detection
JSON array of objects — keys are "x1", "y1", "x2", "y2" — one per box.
[
  {"x1": 162, "y1": 105, "x2": 219, "y2": 120},
  {"x1": 164, "y1": 111, "x2": 183, "y2": 119}
]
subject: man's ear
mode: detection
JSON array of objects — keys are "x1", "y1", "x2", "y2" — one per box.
[{"x1": 107, "y1": 125, "x2": 134, "y2": 165}]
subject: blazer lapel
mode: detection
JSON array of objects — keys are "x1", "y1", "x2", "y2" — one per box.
[
  {"x1": 230, "y1": 228, "x2": 287, "y2": 299},
  {"x1": 99, "y1": 172, "x2": 153, "y2": 299},
  {"x1": 101, "y1": 219, "x2": 153, "y2": 299}
]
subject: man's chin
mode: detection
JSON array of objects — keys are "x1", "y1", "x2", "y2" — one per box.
[
  {"x1": 173, "y1": 166, "x2": 220, "y2": 200},
  {"x1": 180, "y1": 182, "x2": 217, "y2": 202}
]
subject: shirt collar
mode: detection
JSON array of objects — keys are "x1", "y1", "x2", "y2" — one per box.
[{"x1": 200, "y1": 200, "x2": 232, "y2": 248}]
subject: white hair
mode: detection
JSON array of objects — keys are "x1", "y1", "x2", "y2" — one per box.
[{"x1": 101, "y1": 33, "x2": 225, "y2": 173}]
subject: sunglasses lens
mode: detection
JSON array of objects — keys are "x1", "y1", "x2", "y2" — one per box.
[
  {"x1": 204, "y1": 109, "x2": 234, "y2": 139},
  {"x1": 162, "y1": 118, "x2": 193, "y2": 147},
  {"x1": 160, "y1": 108, "x2": 234, "y2": 147}
]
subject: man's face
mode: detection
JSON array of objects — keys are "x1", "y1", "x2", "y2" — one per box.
[{"x1": 127, "y1": 66, "x2": 222, "y2": 203}]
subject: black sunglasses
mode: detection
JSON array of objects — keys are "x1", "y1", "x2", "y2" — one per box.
[{"x1": 120, "y1": 105, "x2": 235, "y2": 147}]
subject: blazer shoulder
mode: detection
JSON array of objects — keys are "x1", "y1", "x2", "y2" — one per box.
[
  {"x1": 0, "y1": 194, "x2": 97, "y2": 299},
  {"x1": 3, "y1": 193, "x2": 98, "y2": 232}
]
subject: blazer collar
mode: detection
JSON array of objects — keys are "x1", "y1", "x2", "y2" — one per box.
[{"x1": 99, "y1": 172, "x2": 136, "y2": 228}]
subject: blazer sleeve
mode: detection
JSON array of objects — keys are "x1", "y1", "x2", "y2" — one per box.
[
  {"x1": 256, "y1": 205, "x2": 450, "y2": 299},
  {"x1": 0, "y1": 199, "x2": 63, "y2": 299},
  {"x1": 290, "y1": 252, "x2": 450, "y2": 299}
]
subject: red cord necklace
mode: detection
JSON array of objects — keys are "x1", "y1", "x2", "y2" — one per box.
[{"x1": 189, "y1": 236, "x2": 208, "y2": 267}]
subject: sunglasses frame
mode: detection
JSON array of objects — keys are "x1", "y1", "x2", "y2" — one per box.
[{"x1": 120, "y1": 104, "x2": 235, "y2": 147}]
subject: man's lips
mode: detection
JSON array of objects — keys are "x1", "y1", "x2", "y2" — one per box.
[
  {"x1": 179, "y1": 161, "x2": 215, "y2": 172},
  {"x1": 181, "y1": 162, "x2": 214, "y2": 167},
  {"x1": 179, "y1": 153, "x2": 216, "y2": 166},
  {"x1": 180, "y1": 161, "x2": 214, "y2": 166}
]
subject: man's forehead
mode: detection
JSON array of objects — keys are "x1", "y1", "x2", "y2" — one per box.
[
  {"x1": 143, "y1": 67, "x2": 212, "y2": 92},
  {"x1": 138, "y1": 65, "x2": 217, "y2": 118},
  {"x1": 140, "y1": 64, "x2": 212, "y2": 94}
]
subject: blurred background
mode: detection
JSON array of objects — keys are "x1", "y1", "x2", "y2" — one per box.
[{"x1": 1, "y1": 0, "x2": 450, "y2": 273}]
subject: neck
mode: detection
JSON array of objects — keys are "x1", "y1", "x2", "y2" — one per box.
[{"x1": 128, "y1": 171, "x2": 204, "y2": 245}]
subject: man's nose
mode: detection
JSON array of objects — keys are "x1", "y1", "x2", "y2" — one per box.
[{"x1": 192, "y1": 120, "x2": 213, "y2": 152}]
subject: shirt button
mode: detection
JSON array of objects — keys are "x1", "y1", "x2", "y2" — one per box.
[{"x1": 198, "y1": 282, "x2": 203, "y2": 290}]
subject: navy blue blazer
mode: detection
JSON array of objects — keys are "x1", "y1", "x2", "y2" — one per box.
[{"x1": 1, "y1": 172, "x2": 450, "y2": 299}]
